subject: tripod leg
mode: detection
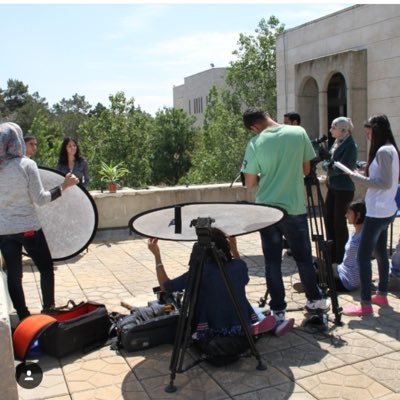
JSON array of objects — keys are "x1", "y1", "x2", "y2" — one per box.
[
  {"x1": 211, "y1": 245, "x2": 266, "y2": 371},
  {"x1": 321, "y1": 240, "x2": 343, "y2": 325},
  {"x1": 166, "y1": 245, "x2": 206, "y2": 393},
  {"x1": 258, "y1": 289, "x2": 269, "y2": 308},
  {"x1": 304, "y1": 174, "x2": 342, "y2": 326}
]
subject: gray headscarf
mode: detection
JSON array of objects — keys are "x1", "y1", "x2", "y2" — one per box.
[{"x1": 0, "y1": 122, "x2": 26, "y2": 164}]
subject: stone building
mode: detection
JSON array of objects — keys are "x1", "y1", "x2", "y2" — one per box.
[
  {"x1": 277, "y1": 4, "x2": 400, "y2": 161},
  {"x1": 173, "y1": 67, "x2": 228, "y2": 127}
]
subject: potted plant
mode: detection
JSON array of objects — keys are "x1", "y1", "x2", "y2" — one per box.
[{"x1": 99, "y1": 161, "x2": 129, "y2": 193}]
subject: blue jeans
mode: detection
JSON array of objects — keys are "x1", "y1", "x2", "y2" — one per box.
[
  {"x1": 358, "y1": 214, "x2": 395, "y2": 304},
  {"x1": 259, "y1": 213, "x2": 322, "y2": 312}
]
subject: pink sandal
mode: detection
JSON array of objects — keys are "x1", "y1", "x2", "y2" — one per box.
[
  {"x1": 343, "y1": 304, "x2": 373, "y2": 316},
  {"x1": 371, "y1": 294, "x2": 389, "y2": 306}
]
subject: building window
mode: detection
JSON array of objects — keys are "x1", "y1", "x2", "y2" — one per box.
[
  {"x1": 193, "y1": 97, "x2": 203, "y2": 114},
  {"x1": 188, "y1": 99, "x2": 191, "y2": 115}
]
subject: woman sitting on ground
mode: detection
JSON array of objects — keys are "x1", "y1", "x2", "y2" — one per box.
[
  {"x1": 147, "y1": 228, "x2": 276, "y2": 343},
  {"x1": 332, "y1": 201, "x2": 366, "y2": 292}
]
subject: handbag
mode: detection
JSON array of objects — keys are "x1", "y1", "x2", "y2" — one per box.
[{"x1": 39, "y1": 300, "x2": 111, "y2": 358}]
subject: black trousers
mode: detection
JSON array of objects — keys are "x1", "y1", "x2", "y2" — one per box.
[
  {"x1": 325, "y1": 188, "x2": 354, "y2": 264},
  {"x1": 0, "y1": 229, "x2": 54, "y2": 319}
]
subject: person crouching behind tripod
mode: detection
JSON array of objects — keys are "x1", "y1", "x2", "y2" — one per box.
[{"x1": 147, "y1": 228, "x2": 276, "y2": 347}]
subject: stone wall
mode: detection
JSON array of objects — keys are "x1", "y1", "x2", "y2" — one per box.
[
  {"x1": 277, "y1": 4, "x2": 400, "y2": 148},
  {"x1": 91, "y1": 180, "x2": 367, "y2": 231}
]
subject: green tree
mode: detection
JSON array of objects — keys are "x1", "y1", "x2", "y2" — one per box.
[
  {"x1": 184, "y1": 87, "x2": 249, "y2": 184},
  {"x1": 151, "y1": 107, "x2": 198, "y2": 185},
  {"x1": 3, "y1": 79, "x2": 30, "y2": 113},
  {"x1": 52, "y1": 93, "x2": 92, "y2": 139},
  {"x1": 227, "y1": 16, "x2": 285, "y2": 115},
  {"x1": 16, "y1": 92, "x2": 50, "y2": 134},
  {"x1": 29, "y1": 111, "x2": 63, "y2": 168},
  {"x1": 78, "y1": 92, "x2": 153, "y2": 189},
  {"x1": 0, "y1": 80, "x2": 50, "y2": 133}
]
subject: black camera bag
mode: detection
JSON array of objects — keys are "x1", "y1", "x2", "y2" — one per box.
[
  {"x1": 114, "y1": 304, "x2": 179, "y2": 352},
  {"x1": 39, "y1": 301, "x2": 111, "y2": 358}
]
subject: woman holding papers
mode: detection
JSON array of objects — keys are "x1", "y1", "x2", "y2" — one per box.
[
  {"x1": 343, "y1": 114, "x2": 400, "y2": 316},
  {"x1": 322, "y1": 117, "x2": 357, "y2": 264}
]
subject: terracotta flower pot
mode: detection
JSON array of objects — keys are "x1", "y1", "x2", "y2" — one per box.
[{"x1": 108, "y1": 183, "x2": 117, "y2": 193}]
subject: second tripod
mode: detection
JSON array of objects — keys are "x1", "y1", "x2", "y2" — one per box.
[
  {"x1": 166, "y1": 217, "x2": 266, "y2": 393},
  {"x1": 304, "y1": 169, "x2": 342, "y2": 325}
]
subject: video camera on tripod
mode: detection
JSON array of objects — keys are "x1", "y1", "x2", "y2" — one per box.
[
  {"x1": 311, "y1": 134, "x2": 330, "y2": 166},
  {"x1": 189, "y1": 217, "x2": 215, "y2": 245}
]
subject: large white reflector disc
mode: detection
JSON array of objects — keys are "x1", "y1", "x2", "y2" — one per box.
[
  {"x1": 129, "y1": 202, "x2": 285, "y2": 241},
  {"x1": 35, "y1": 167, "x2": 98, "y2": 260}
]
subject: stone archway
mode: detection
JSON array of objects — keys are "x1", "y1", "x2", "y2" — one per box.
[
  {"x1": 295, "y1": 50, "x2": 367, "y2": 160},
  {"x1": 298, "y1": 77, "x2": 319, "y2": 140}
]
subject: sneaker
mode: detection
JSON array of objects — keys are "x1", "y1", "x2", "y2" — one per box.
[
  {"x1": 272, "y1": 311, "x2": 295, "y2": 337},
  {"x1": 371, "y1": 294, "x2": 389, "y2": 306},
  {"x1": 342, "y1": 304, "x2": 373, "y2": 316},
  {"x1": 305, "y1": 297, "x2": 331, "y2": 312},
  {"x1": 250, "y1": 315, "x2": 277, "y2": 336},
  {"x1": 41, "y1": 306, "x2": 58, "y2": 315}
]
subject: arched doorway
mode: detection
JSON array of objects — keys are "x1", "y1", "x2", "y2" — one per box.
[
  {"x1": 327, "y1": 73, "x2": 347, "y2": 145},
  {"x1": 298, "y1": 77, "x2": 319, "y2": 140}
]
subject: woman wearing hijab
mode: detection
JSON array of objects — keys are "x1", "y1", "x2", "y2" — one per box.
[
  {"x1": 322, "y1": 117, "x2": 357, "y2": 264},
  {"x1": 0, "y1": 122, "x2": 79, "y2": 320}
]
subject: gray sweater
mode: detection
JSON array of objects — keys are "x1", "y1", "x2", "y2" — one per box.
[{"x1": 0, "y1": 157, "x2": 51, "y2": 235}]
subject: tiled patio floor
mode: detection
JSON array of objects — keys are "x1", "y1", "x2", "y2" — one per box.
[{"x1": 13, "y1": 220, "x2": 400, "y2": 400}]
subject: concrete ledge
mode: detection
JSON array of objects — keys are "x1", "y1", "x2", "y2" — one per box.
[
  {"x1": 91, "y1": 183, "x2": 257, "y2": 230},
  {"x1": 90, "y1": 178, "x2": 367, "y2": 231}
]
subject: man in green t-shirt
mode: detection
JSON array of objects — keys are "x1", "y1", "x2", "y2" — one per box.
[{"x1": 241, "y1": 108, "x2": 330, "y2": 336}]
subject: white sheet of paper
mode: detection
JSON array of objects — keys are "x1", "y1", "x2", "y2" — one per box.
[{"x1": 333, "y1": 161, "x2": 354, "y2": 174}]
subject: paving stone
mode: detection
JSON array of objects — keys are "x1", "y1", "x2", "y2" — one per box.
[
  {"x1": 298, "y1": 364, "x2": 393, "y2": 399},
  {"x1": 71, "y1": 376, "x2": 149, "y2": 400},
  {"x1": 139, "y1": 368, "x2": 230, "y2": 400},
  {"x1": 316, "y1": 330, "x2": 393, "y2": 364},
  {"x1": 353, "y1": 351, "x2": 400, "y2": 392},
  {"x1": 62, "y1": 356, "x2": 132, "y2": 393},
  {"x1": 267, "y1": 341, "x2": 345, "y2": 380},
  {"x1": 199, "y1": 356, "x2": 289, "y2": 396},
  {"x1": 233, "y1": 383, "x2": 315, "y2": 399},
  {"x1": 12, "y1": 222, "x2": 400, "y2": 400}
]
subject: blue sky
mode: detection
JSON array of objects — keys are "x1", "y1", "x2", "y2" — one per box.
[{"x1": 1, "y1": 2, "x2": 353, "y2": 115}]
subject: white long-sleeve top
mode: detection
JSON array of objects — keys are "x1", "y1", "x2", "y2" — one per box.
[
  {"x1": 351, "y1": 144, "x2": 399, "y2": 218},
  {"x1": 0, "y1": 157, "x2": 51, "y2": 234}
]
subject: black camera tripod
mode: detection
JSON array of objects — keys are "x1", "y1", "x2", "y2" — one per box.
[
  {"x1": 304, "y1": 167, "x2": 342, "y2": 326},
  {"x1": 257, "y1": 168, "x2": 342, "y2": 326},
  {"x1": 166, "y1": 217, "x2": 266, "y2": 393}
]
